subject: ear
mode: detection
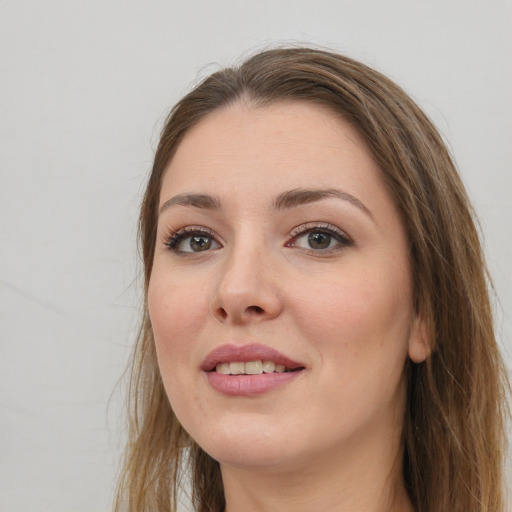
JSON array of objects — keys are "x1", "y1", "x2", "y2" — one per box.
[{"x1": 408, "y1": 315, "x2": 431, "y2": 363}]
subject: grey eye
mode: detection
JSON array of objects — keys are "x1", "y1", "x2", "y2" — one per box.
[
  {"x1": 288, "y1": 223, "x2": 353, "y2": 253},
  {"x1": 168, "y1": 231, "x2": 221, "y2": 253},
  {"x1": 189, "y1": 235, "x2": 213, "y2": 252},
  {"x1": 307, "y1": 232, "x2": 331, "y2": 250},
  {"x1": 292, "y1": 230, "x2": 341, "y2": 251}
]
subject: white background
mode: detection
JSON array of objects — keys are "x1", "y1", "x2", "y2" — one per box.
[{"x1": 1, "y1": 1, "x2": 511, "y2": 511}]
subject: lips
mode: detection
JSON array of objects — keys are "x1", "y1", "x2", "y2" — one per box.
[
  {"x1": 201, "y1": 343, "x2": 306, "y2": 397},
  {"x1": 200, "y1": 343, "x2": 304, "y2": 372}
]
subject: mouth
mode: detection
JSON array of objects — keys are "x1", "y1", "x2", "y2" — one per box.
[
  {"x1": 214, "y1": 360, "x2": 302, "y2": 375},
  {"x1": 201, "y1": 343, "x2": 305, "y2": 373},
  {"x1": 201, "y1": 343, "x2": 306, "y2": 396}
]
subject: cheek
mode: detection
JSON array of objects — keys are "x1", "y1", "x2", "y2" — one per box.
[
  {"x1": 148, "y1": 270, "x2": 208, "y2": 367},
  {"x1": 304, "y1": 270, "x2": 412, "y2": 423},
  {"x1": 148, "y1": 271, "x2": 210, "y2": 419},
  {"x1": 294, "y1": 262, "x2": 413, "y2": 372}
]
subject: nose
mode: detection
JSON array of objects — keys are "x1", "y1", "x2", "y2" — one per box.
[{"x1": 210, "y1": 242, "x2": 283, "y2": 325}]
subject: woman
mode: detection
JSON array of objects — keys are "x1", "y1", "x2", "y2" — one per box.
[{"x1": 114, "y1": 47, "x2": 510, "y2": 512}]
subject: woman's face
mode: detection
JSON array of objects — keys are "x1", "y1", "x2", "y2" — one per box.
[{"x1": 148, "y1": 100, "x2": 426, "y2": 471}]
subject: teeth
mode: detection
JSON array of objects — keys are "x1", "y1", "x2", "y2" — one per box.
[
  {"x1": 245, "y1": 360, "x2": 263, "y2": 374},
  {"x1": 229, "y1": 362, "x2": 245, "y2": 375},
  {"x1": 262, "y1": 360, "x2": 275, "y2": 373},
  {"x1": 216, "y1": 362, "x2": 230, "y2": 375},
  {"x1": 215, "y1": 360, "x2": 292, "y2": 375}
]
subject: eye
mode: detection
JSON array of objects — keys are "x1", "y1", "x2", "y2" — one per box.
[
  {"x1": 305, "y1": 231, "x2": 334, "y2": 250},
  {"x1": 287, "y1": 223, "x2": 353, "y2": 252},
  {"x1": 165, "y1": 227, "x2": 221, "y2": 253}
]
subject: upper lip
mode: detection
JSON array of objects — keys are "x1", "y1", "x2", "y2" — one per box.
[{"x1": 200, "y1": 343, "x2": 305, "y2": 372}]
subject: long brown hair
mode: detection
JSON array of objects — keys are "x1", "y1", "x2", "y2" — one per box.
[{"x1": 114, "y1": 47, "x2": 510, "y2": 512}]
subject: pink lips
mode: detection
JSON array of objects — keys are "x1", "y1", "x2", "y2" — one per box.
[{"x1": 201, "y1": 343, "x2": 305, "y2": 397}]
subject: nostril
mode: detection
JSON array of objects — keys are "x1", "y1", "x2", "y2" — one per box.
[{"x1": 246, "y1": 305, "x2": 264, "y2": 314}]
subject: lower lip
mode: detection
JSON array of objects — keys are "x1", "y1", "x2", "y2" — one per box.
[{"x1": 205, "y1": 370, "x2": 303, "y2": 396}]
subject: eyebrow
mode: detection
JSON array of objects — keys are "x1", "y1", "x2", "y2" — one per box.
[
  {"x1": 159, "y1": 193, "x2": 221, "y2": 214},
  {"x1": 272, "y1": 188, "x2": 372, "y2": 218},
  {"x1": 159, "y1": 188, "x2": 372, "y2": 218}
]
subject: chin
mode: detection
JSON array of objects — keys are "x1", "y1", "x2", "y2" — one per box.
[
  {"x1": 210, "y1": 447, "x2": 287, "y2": 470},
  {"x1": 191, "y1": 420, "x2": 303, "y2": 470}
]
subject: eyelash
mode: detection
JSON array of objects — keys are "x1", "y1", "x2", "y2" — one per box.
[
  {"x1": 163, "y1": 223, "x2": 353, "y2": 255},
  {"x1": 164, "y1": 226, "x2": 220, "y2": 253},
  {"x1": 287, "y1": 222, "x2": 353, "y2": 253}
]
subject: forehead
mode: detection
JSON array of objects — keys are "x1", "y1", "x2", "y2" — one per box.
[{"x1": 161, "y1": 100, "x2": 384, "y2": 198}]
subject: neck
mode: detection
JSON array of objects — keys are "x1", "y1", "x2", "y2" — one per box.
[{"x1": 220, "y1": 422, "x2": 413, "y2": 512}]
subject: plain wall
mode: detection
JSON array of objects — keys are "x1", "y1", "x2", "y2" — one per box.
[{"x1": 1, "y1": 1, "x2": 511, "y2": 510}]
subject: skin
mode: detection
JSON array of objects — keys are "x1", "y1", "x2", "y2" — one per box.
[{"x1": 148, "y1": 100, "x2": 428, "y2": 512}]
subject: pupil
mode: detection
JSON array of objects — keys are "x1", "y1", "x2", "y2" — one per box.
[
  {"x1": 190, "y1": 236, "x2": 211, "y2": 251},
  {"x1": 308, "y1": 232, "x2": 330, "y2": 249}
]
